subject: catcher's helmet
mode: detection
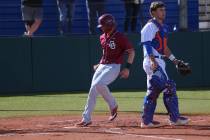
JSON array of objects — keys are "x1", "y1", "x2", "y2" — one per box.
[{"x1": 97, "y1": 14, "x2": 116, "y2": 28}]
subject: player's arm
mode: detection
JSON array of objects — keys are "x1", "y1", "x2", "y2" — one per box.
[
  {"x1": 141, "y1": 23, "x2": 158, "y2": 70},
  {"x1": 142, "y1": 41, "x2": 158, "y2": 70},
  {"x1": 164, "y1": 46, "x2": 179, "y2": 65},
  {"x1": 93, "y1": 64, "x2": 100, "y2": 71},
  {"x1": 125, "y1": 48, "x2": 135, "y2": 70},
  {"x1": 120, "y1": 48, "x2": 135, "y2": 79},
  {"x1": 126, "y1": 49, "x2": 135, "y2": 65},
  {"x1": 164, "y1": 46, "x2": 191, "y2": 75},
  {"x1": 93, "y1": 36, "x2": 104, "y2": 71}
]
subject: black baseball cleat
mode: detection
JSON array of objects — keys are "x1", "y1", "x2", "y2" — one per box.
[
  {"x1": 109, "y1": 105, "x2": 118, "y2": 121},
  {"x1": 76, "y1": 120, "x2": 92, "y2": 127}
]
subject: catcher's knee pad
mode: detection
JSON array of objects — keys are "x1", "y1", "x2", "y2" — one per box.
[
  {"x1": 148, "y1": 76, "x2": 164, "y2": 99},
  {"x1": 142, "y1": 96, "x2": 157, "y2": 125},
  {"x1": 147, "y1": 66, "x2": 168, "y2": 100},
  {"x1": 24, "y1": 20, "x2": 35, "y2": 27},
  {"x1": 163, "y1": 80, "x2": 176, "y2": 95}
]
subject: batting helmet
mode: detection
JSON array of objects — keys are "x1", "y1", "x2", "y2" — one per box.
[{"x1": 97, "y1": 14, "x2": 116, "y2": 29}]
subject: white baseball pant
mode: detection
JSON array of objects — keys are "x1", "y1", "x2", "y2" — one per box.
[
  {"x1": 82, "y1": 64, "x2": 120, "y2": 122},
  {"x1": 143, "y1": 56, "x2": 168, "y2": 95}
]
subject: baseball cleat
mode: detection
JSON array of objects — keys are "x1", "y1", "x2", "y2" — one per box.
[
  {"x1": 169, "y1": 117, "x2": 189, "y2": 126},
  {"x1": 76, "y1": 120, "x2": 92, "y2": 127},
  {"x1": 141, "y1": 121, "x2": 161, "y2": 128},
  {"x1": 109, "y1": 105, "x2": 118, "y2": 121}
]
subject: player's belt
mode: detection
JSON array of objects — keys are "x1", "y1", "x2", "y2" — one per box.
[
  {"x1": 154, "y1": 56, "x2": 164, "y2": 59},
  {"x1": 144, "y1": 55, "x2": 164, "y2": 59}
]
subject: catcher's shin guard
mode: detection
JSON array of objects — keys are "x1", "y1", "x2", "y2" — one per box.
[
  {"x1": 142, "y1": 66, "x2": 168, "y2": 124},
  {"x1": 163, "y1": 80, "x2": 180, "y2": 122},
  {"x1": 142, "y1": 96, "x2": 157, "y2": 125}
]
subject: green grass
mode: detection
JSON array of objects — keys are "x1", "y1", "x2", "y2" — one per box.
[{"x1": 0, "y1": 90, "x2": 210, "y2": 118}]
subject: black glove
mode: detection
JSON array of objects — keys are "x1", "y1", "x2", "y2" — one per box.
[{"x1": 176, "y1": 60, "x2": 192, "y2": 76}]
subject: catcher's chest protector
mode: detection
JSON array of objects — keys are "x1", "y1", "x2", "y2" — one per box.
[{"x1": 151, "y1": 19, "x2": 168, "y2": 55}]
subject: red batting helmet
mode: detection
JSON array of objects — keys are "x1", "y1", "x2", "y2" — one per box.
[{"x1": 97, "y1": 14, "x2": 116, "y2": 28}]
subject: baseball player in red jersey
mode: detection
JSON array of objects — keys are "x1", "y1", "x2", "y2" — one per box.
[{"x1": 77, "y1": 13, "x2": 135, "y2": 127}]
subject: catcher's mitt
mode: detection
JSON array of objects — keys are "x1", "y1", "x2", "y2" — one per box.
[{"x1": 176, "y1": 60, "x2": 191, "y2": 76}]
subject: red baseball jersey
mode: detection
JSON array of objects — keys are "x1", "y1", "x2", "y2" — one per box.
[{"x1": 99, "y1": 31, "x2": 133, "y2": 64}]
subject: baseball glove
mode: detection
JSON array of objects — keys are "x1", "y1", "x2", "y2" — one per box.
[{"x1": 176, "y1": 60, "x2": 191, "y2": 76}]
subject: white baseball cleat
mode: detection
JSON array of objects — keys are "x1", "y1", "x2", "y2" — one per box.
[
  {"x1": 169, "y1": 117, "x2": 189, "y2": 126},
  {"x1": 141, "y1": 121, "x2": 161, "y2": 128}
]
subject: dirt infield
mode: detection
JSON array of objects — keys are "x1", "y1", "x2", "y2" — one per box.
[{"x1": 0, "y1": 113, "x2": 210, "y2": 140}]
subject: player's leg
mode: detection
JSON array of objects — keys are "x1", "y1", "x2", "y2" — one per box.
[
  {"x1": 81, "y1": 64, "x2": 120, "y2": 124},
  {"x1": 131, "y1": 3, "x2": 140, "y2": 32},
  {"x1": 66, "y1": 0, "x2": 75, "y2": 33},
  {"x1": 141, "y1": 60, "x2": 167, "y2": 127},
  {"x1": 57, "y1": 0, "x2": 68, "y2": 35},
  {"x1": 142, "y1": 67, "x2": 167, "y2": 125},
  {"x1": 81, "y1": 65, "x2": 104, "y2": 124},
  {"x1": 154, "y1": 60, "x2": 188, "y2": 125},
  {"x1": 27, "y1": 7, "x2": 43, "y2": 36},
  {"x1": 163, "y1": 80, "x2": 179, "y2": 122},
  {"x1": 80, "y1": 86, "x2": 98, "y2": 124},
  {"x1": 24, "y1": 20, "x2": 34, "y2": 34},
  {"x1": 142, "y1": 78, "x2": 158, "y2": 124},
  {"x1": 163, "y1": 79, "x2": 189, "y2": 125},
  {"x1": 124, "y1": 1, "x2": 132, "y2": 32},
  {"x1": 21, "y1": 5, "x2": 34, "y2": 35},
  {"x1": 93, "y1": 64, "x2": 120, "y2": 121},
  {"x1": 96, "y1": 0, "x2": 105, "y2": 16},
  {"x1": 96, "y1": 85, "x2": 117, "y2": 110},
  {"x1": 86, "y1": 0, "x2": 97, "y2": 34},
  {"x1": 94, "y1": 64, "x2": 120, "y2": 107}
]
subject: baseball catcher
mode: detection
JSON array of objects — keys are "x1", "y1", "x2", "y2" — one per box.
[{"x1": 140, "y1": 1, "x2": 190, "y2": 128}]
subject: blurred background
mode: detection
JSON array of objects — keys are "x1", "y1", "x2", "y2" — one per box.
[
  {"x1": 1, "y1": 0, "x2": 209, "y2": 36},
  {"x1": 0, "y1": 0, "x2": 210, "y2": 93}
]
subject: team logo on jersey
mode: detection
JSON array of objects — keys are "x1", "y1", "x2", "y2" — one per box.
[{"x1": 109, "y1": 40, "x2": 116, "y2": 49}]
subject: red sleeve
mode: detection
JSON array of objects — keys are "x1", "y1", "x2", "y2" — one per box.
[{"x1": 119, "y1": 33, "x2": 133, "y2": 51}]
